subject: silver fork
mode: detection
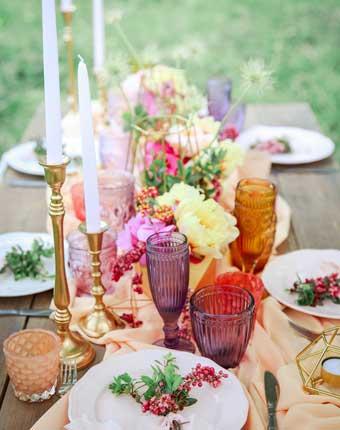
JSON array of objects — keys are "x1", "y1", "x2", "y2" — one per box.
[{"x1": 58, "y1": 359, "x2": 77, "y2": 396}]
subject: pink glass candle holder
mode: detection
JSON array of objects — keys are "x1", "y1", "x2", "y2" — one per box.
[
  {"x1": 67, "y1": 228, "x2": 117, "y2": 296},
  {"x1": 71, "y1": 170, "x2": 135, "y2": 232},
  {"x1": 3, "y1": 329, "x2": 61, "y2": 402},
  {"x1": 190, "y1": 285, "x2": 255, "y2": 368}
]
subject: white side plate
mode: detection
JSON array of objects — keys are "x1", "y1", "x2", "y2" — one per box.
[
  {"x1": 237, "y1": 126, "x2": 335, "y2": 165},
  {"x1": 262, "y1": 249, "x2": 340, "y2": 319}
]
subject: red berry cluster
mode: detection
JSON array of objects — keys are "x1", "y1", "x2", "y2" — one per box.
[
  {"x1": 153, "y1": 205, "x2": 174, "y2": 224},
  {"x1": 291, "y1": 272, "x2": 340, "y2": 306},
  {"x1": 132, "y1": 272, "x2": 143, "y2": 294},
  {"x1": 141, "y1": 364, "x2": 228, "y2": 416},
  {"x1": 142, "y1": 394, "x2": 178, "y2": 415},
  {"x1": 112, "y1": 242, "x2": 146, "y2": 282},
  {"x1": 136, "y1": 187, "x2": 159, "y2": 216},
  {"x1": 183, "y1": 364, "x2": 228, "y2": 389},
  {"x1": 120, "y1": 312, "x2": 143, "y2": 328}
]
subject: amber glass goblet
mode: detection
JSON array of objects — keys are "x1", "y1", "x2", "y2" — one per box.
[
  {"x1": 230, "y1": 178, "x2": 277, "y2": 273},
  {"x1": 146, "y1": 231, "x2": 195, "y2": 352},
  {"x1": 190, "y1": 284, "x2": 255, "y2": 368}
]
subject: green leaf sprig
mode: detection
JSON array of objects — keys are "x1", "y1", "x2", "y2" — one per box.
[
  {"x1": 109, "y1": 353, "x2": 197, "y2": 414},
  {"x1": 0, "y1": 239, "x2": 54, "y2": 281}
]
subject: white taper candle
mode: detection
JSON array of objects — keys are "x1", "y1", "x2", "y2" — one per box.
[
  {"x1": 92, "y1": 0, "x2": 105, "y2": 72},
  {"x1": 77, "y1": 58, "x2": 101, "y2": 232},
  {"x1": 42, "y1": 0, "x2": 63, "y2": 164},
  {"x1": 60, "y1": 0, "x2": 73, "y2": 12}
]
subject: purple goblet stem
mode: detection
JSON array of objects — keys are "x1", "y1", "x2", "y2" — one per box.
[
  {"x1": 163, "y1": 322, "x2": 180, "y2": 349},
  {"x1": 146, "y1": 232, "x2": 194, "y2": 352}
]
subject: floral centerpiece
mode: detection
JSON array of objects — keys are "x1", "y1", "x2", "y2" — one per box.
[
  {"x1": 112, "y1": 183, "x2": 239, "y2": 298},
  {"x1": 99, "y1": 9, "x2": 273, "y2": 203}
]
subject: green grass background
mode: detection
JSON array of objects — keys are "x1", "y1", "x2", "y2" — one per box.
[{"x1": 1, "y1": 0, "x2": 339, "y2": 157}]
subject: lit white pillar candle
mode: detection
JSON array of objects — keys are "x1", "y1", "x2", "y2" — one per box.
[
  {"x1": 77, "y1": 58, "x2": 101, "y2": 232},
  {"x1": 92, "y1": 0, "x2": 105, "y2": 72},
  {"x1": 42, "y1": 0, "x2": 63, "y2": 164},
  {"x1": 60, "y1": 0, "x2": 73, "y2": 12}
]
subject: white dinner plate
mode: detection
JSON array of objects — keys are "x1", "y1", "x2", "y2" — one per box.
[
  {"x1": 69, "y1": 349, "x2": 249, "y2": 430},
  {"x1": 0, "y1": 232, "x2": 66, "y2": 297},
  {"x1": 262, "y1": 249, "x2": 340, "y2": 319},
  {"x1": 5, "y1": 140, "x2": 82, "y2": 176},
  {"x1": 6, "y1": 141, "x2": 45, "y2": 176},
  {"x1": 236, "y1": 125, "x2": 335, "y2": 165}
]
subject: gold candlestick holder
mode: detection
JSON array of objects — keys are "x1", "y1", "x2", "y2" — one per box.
[
  {"x1": 78, "y1": 222, "x2": 124, "y2": 339},
  {"x1": 40, "y1": 158, "x2": 95, "y2": 369},
  {"x1": 62, "y1": 7, "x2": 77, "y2": 112},
  {"x1": 95, "y1": 69, "x2": 109, "y2": 124}
]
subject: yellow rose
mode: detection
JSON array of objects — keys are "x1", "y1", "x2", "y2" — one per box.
[
  {"x1": 175, "y1": 197, "x2": 239, "y2": 258},
  {"x1": 156, "y1": 183, "x2": 203, "y2": 207}
]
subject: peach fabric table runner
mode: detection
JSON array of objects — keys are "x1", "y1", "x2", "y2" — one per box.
[{"x1": 32, "y1": 297, "x2": 340, "y2": 430}]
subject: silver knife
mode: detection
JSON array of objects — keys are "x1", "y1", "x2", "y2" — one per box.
[
  {"x1": 0, "y1": 309, "x2": 52, "y2": 317},
  {"x1": 264, "y1": 371, "x2": 279, "y2": 430}
]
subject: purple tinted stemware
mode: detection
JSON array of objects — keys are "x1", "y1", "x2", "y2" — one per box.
[
  {"x1": 146, "y1": 232, "x2": 195, "y2": 352},
  {"x1": 207, "y1": 77, "x2": 232, "y2": 121},
  {"x1": 190, "y1": 285, "x2": 255, "y2": 368}
]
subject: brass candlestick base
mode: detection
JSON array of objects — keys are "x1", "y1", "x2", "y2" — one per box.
[
  {"x1": 40, "y1": 158, "x2": 95, "y2": 369},
  {"x1": 62, "y1": 8, "x2": 77, "y2": 112},
  {"x1": 78, "y1": 222, "x2": 124, "y2": 339}
]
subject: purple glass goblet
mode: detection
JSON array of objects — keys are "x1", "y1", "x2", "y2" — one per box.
[
  {"x1": 207, "y1": 77, "x2": 232, "y2": 121},
  {"x1": 190, "y1": 284, "x2": 255, "y2": 368},
  {"x1": 146, "y1": 232, "x2": 195, "y2": 352}
]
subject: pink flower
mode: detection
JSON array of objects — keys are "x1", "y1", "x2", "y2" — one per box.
[
  {"x1": 117, "y1": 213, "x2": 176, "y2": 265},
  {"x1": 145, "y1": 141, "x2": 180, "y2": 175},
  {"x1": 219, "y1": 124, "x2": 239, "y2": 141},
  {"x1": 141, "y1": 90, "x2": 159, "y2": 116}
]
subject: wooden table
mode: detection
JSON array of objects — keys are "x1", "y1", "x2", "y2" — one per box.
[{"x1": 0, "y1": 102, "x2": 339, "y2": 429}]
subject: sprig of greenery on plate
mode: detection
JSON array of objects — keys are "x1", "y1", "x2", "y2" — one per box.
[
  {"x1": 289, "y1": 273, "x2": 340, "y2": 306},
  {"x1": 0, "y1": 239, "x2": 54, "y2": 281},
  {"x1": 109, "y1": 352, "x2": 227, "y2": 426}
]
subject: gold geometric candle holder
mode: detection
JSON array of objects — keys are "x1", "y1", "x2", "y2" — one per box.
[
  {"x1": 78, "y1": 222, "x2": 124, "y2": 339},
  {"x1": 40, "y1": 158, "x2": 95, "y2": 369},
  {"x1": 296, "y1": 326, "x2": 340, "y2": 400}
]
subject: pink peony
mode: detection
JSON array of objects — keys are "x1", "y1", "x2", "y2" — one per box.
[{"x1": 117, "y1": 213, "x2": 176, "y2": 265}]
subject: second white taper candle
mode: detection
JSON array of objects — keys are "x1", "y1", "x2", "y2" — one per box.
[{"x1": 77, "y1": 58, "x2": 101, "y2": 233}]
